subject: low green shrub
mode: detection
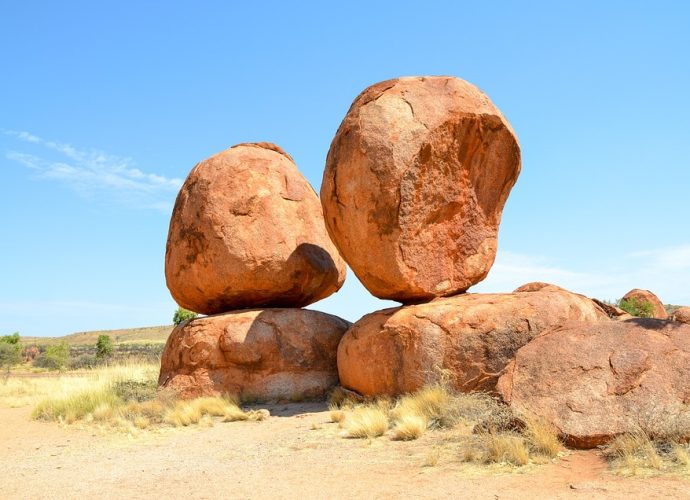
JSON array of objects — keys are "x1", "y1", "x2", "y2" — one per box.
[
  {"x1": 618, "y1": 297, "x2": 654, "y2": 318},
  {"x1": 173, "y1": 307, "x2": 198, "y2": 326},
  {"x1": 34, "y1": 342, "x2": 70, "y2": 371}
]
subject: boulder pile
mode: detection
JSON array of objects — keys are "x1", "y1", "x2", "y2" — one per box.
[
  {"x1": 159, "y1": 76, "x2": 689, "y2": 448},
  {"x1": 323, "y1": 77, "x2": 610, "y2": 398},
  {"x1": 160, "y1": 143, "x2": 350, "y2": 400}
]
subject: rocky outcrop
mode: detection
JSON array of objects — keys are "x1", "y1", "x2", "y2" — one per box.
[
  {"x1": 159, "y1": 309, "x2": 351, "y2": 400},
  {"x1": 591, "y1": 299, "x2": 634, "y2": 320},
  {"x1": 337, "y1": 288, "x2": 608, "y2": 397},
  {"x1": 321, "y1": 76, "x2": 521, "y2": 303},
  {"x1": 673, "y1": 306, "x2": 690, "y2": 324},
  {"x1": 621, "y1": 289, "x2": 668, "y2": 319},
  {"x1": 165, "y1": 143, "x2": 346, "y2": 315},
  {"x1": 497, "y1": 319, "x2": 690, "y2": 448}
]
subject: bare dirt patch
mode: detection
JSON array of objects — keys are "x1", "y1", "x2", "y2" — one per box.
[{"x1": 2, "y1": 403, "x2": 689, "y2": 499}]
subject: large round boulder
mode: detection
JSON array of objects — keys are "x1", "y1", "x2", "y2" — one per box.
[
  {"x1": 621, "y1": 288, "x2": 668, "y2": 319},
  {"x1": 321, "y1": 76, "x2": 521, "y2": 302},
  {"x1": 337, "y1": 288, "x2": 608, "y2": 397},
  {"x1": 497, "y1": 319, "x2": 690, "y2": 448},
  {"x1": 165, "y1": 143, "x2": 346, "y2": 315},
  {"x1": 159, "y1": 309, "x2": 351, "y2": 400}
]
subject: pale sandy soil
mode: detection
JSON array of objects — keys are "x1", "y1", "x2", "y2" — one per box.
[{"x1": 1, "y1": 403, "x2": 688, "y2": 499}]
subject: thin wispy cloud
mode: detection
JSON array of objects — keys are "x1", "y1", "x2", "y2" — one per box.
[
  {"x1": 473, "y1": 248, "x2": 690, "y2": 306},
  {"x1": 3, "y1": 130, "x2": 182, "y2": 211},
  {"x1": 471, "y1": 251, "x2": 615, "y2": 296},
  {"x1": 627, "y1": 244, "x2": 690, "y2": 271}
]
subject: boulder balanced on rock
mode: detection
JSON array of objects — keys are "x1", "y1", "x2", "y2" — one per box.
[
  {"x1": 165, "y1": 142, "x2": 346, "y2": 316},
  {"x1": 337, "y1": 286, "x2": 608, "y2": 397},
  {"x1": 161, "y1": 142, "x2": 350, "y2": 401},
  {"x1": 321, "y1": 76, "x2": 521, "y2": 303}
]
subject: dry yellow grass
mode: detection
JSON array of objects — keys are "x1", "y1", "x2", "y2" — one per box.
[
  {"x1": 524, "y1": 417, "x2": 562, "y2": 458},
  {"x1": 341, "y1": 405, "x2": 389, "y2": 438},
  {"x1": 328, "y1": 403, "x2": 346, "y2": 424},
  {"x1": 13, "y1": 362, "x2": 267, "y2": 432},
  {"x1": 673, "y1": 445, "x2": 690, "y2": 468},
  {"x1": 1, "y1": 374, "x2": 100, "y2": 408},
  {"x1": 391, "y1": 384, "x2": 456, "y2": 429},
  {"x1": 485, "y1": 433, "x2": 530, "y2": 466},
  {"x1": 391, "y1": 414, "x2": 427, "y2": 441},
  {"x1": 423, "y1": 447, "x2": 441, "y2": 467},
  {"x1": 602, "y1": 432, "x2": 690, "y2": 476},
  {"x1": 332, "y1": 383, "x2": 563, "y2": 468}
]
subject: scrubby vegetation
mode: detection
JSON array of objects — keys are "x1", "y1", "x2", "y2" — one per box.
[
  {"x1": 328, "y1": 383, "x2": 562, "y2": 467},
  {"x1": 603, "y1": 405, "x2": 690, "y2": 476},
  {"x1": 173, "y1": 307, "x2": 198, "y2": 326},
  {"x1": 96, "y1": 334, "x2": 114, "y2": 360},
  {"x1": 0, "y1": 332, "x2": 22, "y2": 378},
  {"x1": 617, "y1": 297, "x2": 654, "y2": 318},
  {"x1": 28, "y1": 361, "x2": 267, "y2": 431},
  {"x1": 604, "y1": 430, "x2": 690, "y2": 476},
  {"x1": 33, "y1": 341, "x2": 70, "y2": 371}
]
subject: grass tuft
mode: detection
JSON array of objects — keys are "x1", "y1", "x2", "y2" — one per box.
[
  {"x1": 524, "y1": 417, "x2": 562, "y2": 458},
  {"x1": 391, "y1": 414, "x2": 427, "y2": 441},
  {"x1": 484, "y1": 433, "x2": 530, "y2": 466},
  {"x1": 342, "y1": 405, "x2": 389, "y2": 439},
  {"x1": 423, "y1": 447, "x2": 441, "y2": 467},
  {"x1": 328, "y1": 403, "x2": 346, "y2": 424}
]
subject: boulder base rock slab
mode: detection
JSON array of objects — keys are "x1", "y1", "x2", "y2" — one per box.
[
  {"x1": 166, "y1": 143, "x2": 346, "y2": 315},
  {"x1": 337, "y1": 288, "x2": 608, "y2": 397},
  {"x1": 321, "y1": 76, "x2": 521, "y2": 303},
  {"x1": 159, "y1": 309, "x2": 351, "y2": 400},
  {"x1": 497, "y1": 319, "x2": 690, "y2": 448},
  {"x1": 622, "y1": 289, "x2": 668, "y2": 319}
]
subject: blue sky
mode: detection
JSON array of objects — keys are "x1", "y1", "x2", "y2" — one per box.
[{"x1": 2, "y1": 1, "x2": 689, "y2": 337}]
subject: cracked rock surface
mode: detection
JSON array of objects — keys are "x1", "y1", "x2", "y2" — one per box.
[
  {"x1": 165, "y1": 143, "x2": 346, "y2": 315},
  {"x1": 497, "y1": 319, "x2": 690, "y2": 448},
  {"x1": 321, "y1": 76, "x2": 521, "y2": 302},
  {"x1": 159, "y1": 308, "x2": 351, "y2": 400},
  {"x1": 337, "y1": 287, "x2": 607, "y2": 397}
]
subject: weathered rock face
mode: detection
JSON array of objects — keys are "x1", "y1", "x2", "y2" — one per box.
[
  {"x1": 159, "y1": 309, "x2": 351, "y2": 400},
  {"x1": 165, "y1": 143, "x2": 346, "y2": 315},
  {"x1": 673, "y1": 307, "x2": 690, "y2": 324},
  {"x1": 337, "y1": 289, "x2": 608, "y2": 397},
  {"x1": 497, "y1": 319, "x2": 690, "y2": 449},
  {"x1": 621, "y1": 289, "x2": 668, "y2": 319},
  {"x1": 321, "y1": 76, "x2": 521, "y2": 303}
]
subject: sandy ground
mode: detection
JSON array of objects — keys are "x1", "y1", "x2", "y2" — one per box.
[{"x1": 1, "y1": 403, "x2": 689, "y2": 499}]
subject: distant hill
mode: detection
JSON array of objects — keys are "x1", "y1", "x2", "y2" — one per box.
[{"x1": 22, "y1": 325, "x2": 174, "y2": 346}]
